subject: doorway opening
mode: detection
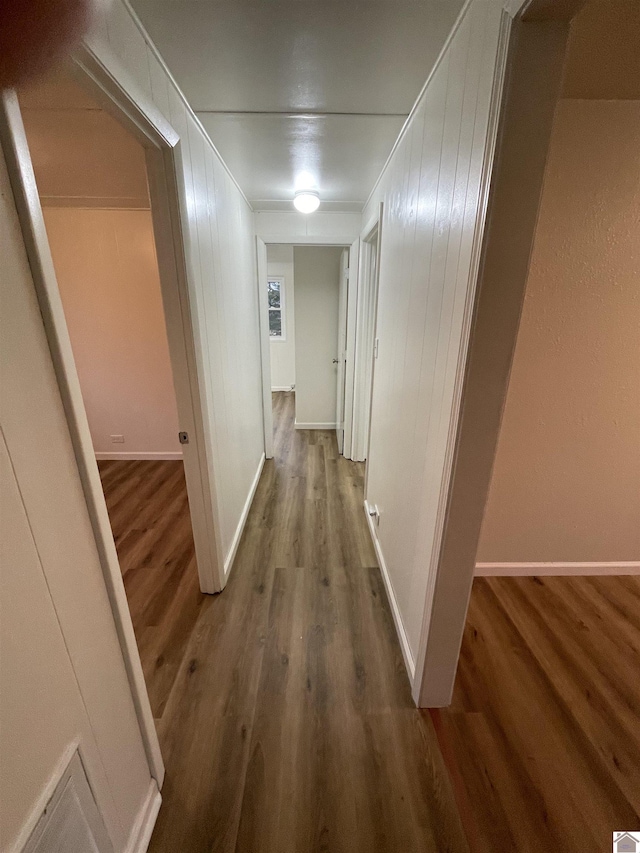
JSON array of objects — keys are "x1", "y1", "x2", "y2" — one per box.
[
  {"x1": 260, "y1": 243, "x2": 354, "y2": 456},
  {"x1": 14, "y1": 65, "x2": 208, "y2": 751},
  {"x1": 427, "y1": 0, "x2": 640, "y2": 848},
  {"x1": 351, "y1": 209, "x2": 382, "y2": 468}
]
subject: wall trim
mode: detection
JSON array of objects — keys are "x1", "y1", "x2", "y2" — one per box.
[
  {"x1": 364, "y1": 501, "x2": 416, "y2": 682},
  {"x1": 94, "y1": 451, "x2": 183, "y2": 461},
  {"x1": 125, "y1": 779, "x2": 162, "y2": 853},
  {"x1": 223, "y1": 452, "x2": 266, "y2": 579},
  {"x1": 271, "y1": 385, "x2": 294, "y2": 392},
  {"x1": 294, "y1": 422, "x2": 337, "y2": 430},
  {"x1": 475, "y1": 561, "x2": 640, "y2": 576}
]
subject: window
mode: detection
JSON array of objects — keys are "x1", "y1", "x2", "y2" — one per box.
[{"x1": 268, "y1": 277, "x2": 285, "y2": 340}]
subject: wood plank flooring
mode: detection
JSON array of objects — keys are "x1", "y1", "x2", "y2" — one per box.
[
  {"x1": 98, "y1": 458, "x2": 204, "y2": 719},
  {"x1": 101, "y1": 392, "x2": 468, "y2": 853},
  {"x1": 431, "y1": 575, "x2": 640, "y2": 853}
]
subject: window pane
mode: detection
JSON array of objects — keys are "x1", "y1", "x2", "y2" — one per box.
[
  {"x1": 269, "y1": 309, "x2": 282, "y2": 337},
  {"x1": 267, "y1": 279, "x2": 281, "y2": 308}
]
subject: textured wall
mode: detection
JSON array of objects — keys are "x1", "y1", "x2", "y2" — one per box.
[
  {"x1": 478, "y1": 99, "x2": 640, "y2": 562},
  {"x1": 44, "y1": 208, "x2": 181, "y2": 456},
  {"x1": 562, "y1": 0, "x2": 640, "y2": 100}
]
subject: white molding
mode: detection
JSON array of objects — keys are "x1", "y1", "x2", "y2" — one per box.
[
  {"x1": 271, "y1": 385, "x2": 294, "y2": 392},
  {"x1": 258, "y1": 235, "x2": 354, "y2": 246},
  {"x1": 504, "y1": 0, "x2": 533, "y2": 18},
  {"x1": 125, "y1": 780, "x2": 162, "y2": 853},
  {"x1": 294, "y1": 422, "x2": 337, "y2": 430},
  {"x1": 476, "y1": 561, "x2": 640, "y2": 577},
  {"x1": 94, "y1": 451, "x2": 183, "y2": 461},
  {"x1": 364, "y1": 501, "x2": 416, "y2": 681},
  {"x1": 223, "y1": 453, "x2": 266, "y2": 578}
]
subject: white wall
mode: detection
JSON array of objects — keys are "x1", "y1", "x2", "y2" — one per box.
[
  {"x1": 293, "y1": 246, "x2": 343, "y2": 427},
  {"x1": 255, "y1": 210, "x2": 361, "y2": 245},
  {"x1": 267, "y1": 244, "x2": 295, "y2": 390},
  {"x1": 43, "y1": 207, "x2": 182, "y2": 458},
  {"x1": 361, "y1": 0, "x2": 506, "y2": 676},
  {"x1": 85, "y1": 0, "x2": 265, "y2": 566},
  {"x1": 1, "y1": 0, "x2": 267, "y2": 847}
]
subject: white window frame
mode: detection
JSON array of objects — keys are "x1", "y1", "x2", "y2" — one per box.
[{"x1": 268, "y1": 276, "x2": 286, "y2": 341}]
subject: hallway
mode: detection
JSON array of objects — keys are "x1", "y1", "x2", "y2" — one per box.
[{"x1": 139, "y1": 391, "x2": 467, "y2": 852}]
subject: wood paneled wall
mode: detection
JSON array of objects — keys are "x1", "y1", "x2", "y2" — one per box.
[
  {"x1": 85, "y1": 0, "x2": 265, "y2": 563},
  {"x1": 361, "y1": 0, "x2": 507, "y2": 686}
]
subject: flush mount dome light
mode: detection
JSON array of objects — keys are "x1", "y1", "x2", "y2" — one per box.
[{"x1": 293, "y1": 190, "x2": 320, "y2": 213}]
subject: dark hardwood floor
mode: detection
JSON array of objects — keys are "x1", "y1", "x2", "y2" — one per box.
[
  {"x1": 100, "y1": 392, "x2": 468, "y2": 853},
  {"x1": 98, "y1": 457, "x2": 203, "y2": 719},
  {"x1": 99, "y1": 393, "x2": 640, "y2": 852},
  {"x1": 431, "y1": 574, "x2": 640, "y2": 853}
]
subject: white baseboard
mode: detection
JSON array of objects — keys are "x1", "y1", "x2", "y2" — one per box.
[
  {"x1": 125, "y1": 779, "x2": 162, "y2": 853},
  {"x1": 294, "y1": 422, "x2": 337, "y2": 430},
  {"x1": 271, "y1": 385, "x2": 294, "y2": 392},
  {"x1": 475, "y1": 561, "x2": 640, "y2": 577},
  {"x1": 224, "y1": 453, "x2": 266, "y2": 579},
  {"x1": 95, "y1": 451, "x2": 183, "y2": 461},
  {"x1": 364, "y1": 500, "x2": 416, "y2": 681}
]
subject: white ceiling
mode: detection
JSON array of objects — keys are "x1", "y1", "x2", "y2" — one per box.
[{"x1": 130, "y1": 0, "x2": 465, "y2": 210}]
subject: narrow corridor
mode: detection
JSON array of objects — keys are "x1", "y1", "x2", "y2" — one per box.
[{"x1": 138, "y1": 391, "x2": 467, "y2": 852}]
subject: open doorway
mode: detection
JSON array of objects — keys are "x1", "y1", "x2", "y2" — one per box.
[
  {"x1": 262, "y1": 244, "x2": 352, "y2": 452},
  {"x1": 351, "y1": 209, "x2": 382, "y2": 466},
  {"x1": 428, "y1": 0, "x2": 640, "y2": 848},
  {"x1": 15, "y1": 66, "x2": 205, "y2": 733}
]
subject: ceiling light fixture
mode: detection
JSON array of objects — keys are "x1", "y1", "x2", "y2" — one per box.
[{"x1": 293, "y1": 190, "x2": 320, "y2": 214}]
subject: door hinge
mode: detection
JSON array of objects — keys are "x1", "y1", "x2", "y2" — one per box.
[
  {"x1": 178, "y1": 431, "x2": 189, "y2": 445},
  {"x1": 373, "y1": 338, "x2": 379, "y2": 359}
]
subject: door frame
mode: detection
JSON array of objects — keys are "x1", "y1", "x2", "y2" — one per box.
[
  {"x1": 335, "y1": 248, "x2": 350, "y2": 454},
  {"x1": 257, "y1": 240, "x2": 353, "y2": 454},
  {"x1": 413, "y1": 0, "x2": 587, "y2": 706},
  {"x1": 350, "y1": 204, "x2": 383, "y2": 465},
  {"x1": 256, "y1": 237, "x2": 274, "y2": 459},
  {"x1": 341, "y1": 238, "x2": 360, "y2": 460},
  {"x1": 0, "y1": 46, "x2": 225, "y2": 783}
]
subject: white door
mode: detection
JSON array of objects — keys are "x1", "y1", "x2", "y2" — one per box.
[
  {"x1": 256, "y1": 237, "x2": 274, "y2": 458},
  {"x1": 335, "y1": 249, "x2": 349, "y2": 453}
]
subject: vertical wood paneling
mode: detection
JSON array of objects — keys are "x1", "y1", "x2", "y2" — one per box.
[
  {"x1": 91, "y1": 1, "x2": 264, "y2": 566},
  {"x1": 362, "y1": 0, "x2": 506, "y2": 667}
]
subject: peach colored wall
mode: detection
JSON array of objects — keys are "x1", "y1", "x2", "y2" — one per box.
[
  {"x1": 43, "y1": 207, "x2": 181, "y2": 457},
  {"x1": 477, "y1": 99, "x2": 640, "y2": 562},
  {"x1": 562, "y1": 0, "x2": 640, "y2": 101}
]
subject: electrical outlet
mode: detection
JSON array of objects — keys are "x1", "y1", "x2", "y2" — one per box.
[{"x1": 110, "y1": 435, "x2": 125, "y2": 444}]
